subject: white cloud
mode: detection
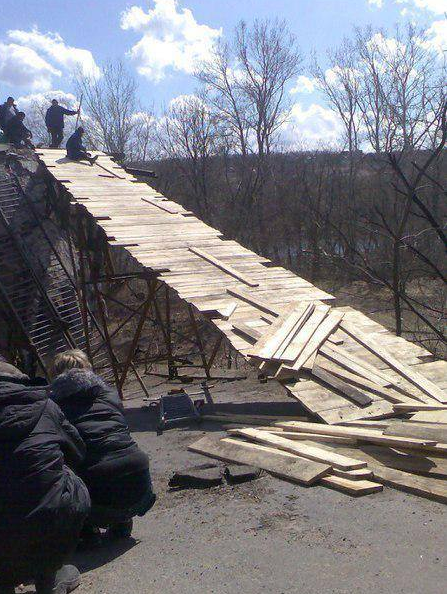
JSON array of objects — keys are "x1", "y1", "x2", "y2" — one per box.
[
  {"x1": 396, "y1": 0, "x2": 447, "y2": 14},
  {"x1": 121, "y1": 0, "x2": 222, "y2": 81},
  {"x1": 0, "y1": 42, "x2": 60, "y2": 91},
  {"x1": 280, "y1": 102, "x2": 344, "y2": 150},
  {"x1": 424, "y1": 19, "x2": 447, "y2": 52},
  {"x1": 7, "y1": 27, "x2": 100, "y2": 79},
  {"x1": 368, "y1": 0, "x2": 384, "y2": 8},
  {"x1": 290, "y1": 75, "x2": 317, "y2": 94},
  {"x1": 17, "y1": 90, "x2": 78, "y2": 111}
]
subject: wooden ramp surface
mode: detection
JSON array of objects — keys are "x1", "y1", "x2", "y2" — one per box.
[{"x1": 37, "y1": 150, "x2": 446, "y2": 424}]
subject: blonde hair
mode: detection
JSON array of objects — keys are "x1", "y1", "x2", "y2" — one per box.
[{"x1": 51, "y1": 349, "x2": 92, "y2": 377}]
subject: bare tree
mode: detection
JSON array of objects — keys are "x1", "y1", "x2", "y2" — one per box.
[
  {"x1": 74, "y1": 61, "x2": 137, "y2": 155},
  {"x1": 128, "y1": 110, "x2": 157, "y2": 162},
  {"x1": 156, "y1": 95, "x2": 221, "y2": 219}
]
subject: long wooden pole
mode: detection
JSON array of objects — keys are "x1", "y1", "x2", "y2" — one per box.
[{"x1": 75, "y1": 93, "x2": 84, "y2": 129}]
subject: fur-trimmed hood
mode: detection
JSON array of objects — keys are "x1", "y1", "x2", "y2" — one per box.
[{"x1": 50, "y1": 369, "x2": 107, "y2": 403}]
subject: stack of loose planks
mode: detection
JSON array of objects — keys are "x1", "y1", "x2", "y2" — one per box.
[
  {"x1": 232, "y1": 300, "x2": 446, "y2": 418},
  {"x1": 189, "y1": 413, "x2": 447, "y2": 502}
]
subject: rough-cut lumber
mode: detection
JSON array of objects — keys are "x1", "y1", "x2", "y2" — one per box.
[
  {"x1": 228, "y1": 428, "x2": 367, "y2": 470},
  {"x1": 265, "y1": 430, "x2": 357, "y2": 445},
  {"x1": 287, "y1": 311, "x2": 344, "y2": 372},
  {"x1": 411, "y1": 410, "x2": 447, "y2": 423},
  {"x1": 187, "y1": 435, "x2": 330, "y2": 485},
  {"x1": 255, "y1": 304, "x2": 314, "y2": 360},
  {"x1": 312, "y1": 365, "x2": 373, "y2": 407},
  {"x1": 383, "y1": 421, "x2": 447, "y2": 444},
  {"x1": 271, "y1": 304, "x2": 317, "y2": 361},
  {"x1": 364, "y1": 465, "x2": 447, "y2": 504},
  {"x1": 231, "y1": 322, "x2": 262, "y2": 342},
  {"x1": 275, "y1": 420, "x2": 437, "y2": 450},
  {"x1": 219, "y1": 302, "x2": 238, "y2": 320},
  {"x1": 319, "y1": 344, "x2": 393, "y2": 387},
  {"x1": 393, "y1": 403, "x2": 447, "y2": 413},
  {"x1": 320, "y1": 475, "x2": 383, "y2": 496},
  {"x1": 226, "y1": 287, "x2": 281, "y2": 316},
  {"x1": 341, "y1": 321, "x2": 447, "y2": 403},
  {"x1": 306, "y1": 442, "x2": 447, "y2": 481},
  {"x1": 188, "y1": 246, "x2": 259, "y2": 287},
  {"x1": 331, "y1": 467, "x2": 374, "y2": 481},
  {"x1": 277, "y1": 305, "x2": 329, "y2": 362},
  {"x1": 315, "y1": 359, "x2": 404, "y2": 403},
  {"x1": 246, "y1": 302, "x2": 302, "y2": 358}
]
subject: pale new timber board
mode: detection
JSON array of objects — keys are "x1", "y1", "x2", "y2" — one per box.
[{"x1": 37, "y1": 149, "x2": 446, "y2": 424}]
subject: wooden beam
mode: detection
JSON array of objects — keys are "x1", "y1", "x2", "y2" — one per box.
[
  {"x1": 187, "y1": 435, "x2": 331, "y2": 485},
  {"x1": 275, "y1": 420, "x2": 437, "y2": 450},
  {"x1": 226, "y1": 287, "x2": 281, "y2": 316},
  {"x1": 341, "y1": 321, "x2": 447, "y2": 404},
  {"x1": 189, "y1": 246, "x2": 259, "y2": 287},
  {"x1": 228, "y1": 428, "x2": 367, "y2": 470}
]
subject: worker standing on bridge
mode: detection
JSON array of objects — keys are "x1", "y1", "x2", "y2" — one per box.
[
  {"x1": 66, "y1": 127, "x2": 98, "y2": 165},
  {"x1": 45, "y1": 99, "x2": 79, "y2": 148}
]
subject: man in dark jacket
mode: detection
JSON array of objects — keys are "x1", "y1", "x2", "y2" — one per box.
[
  {"x1": 50, "y1": 350, "x2": 155, "y2": 543},
  {"x1": 45, "y1": 99, "x2": 79, "y2": 148},
  {"x1": 0, "y1": 360, "x2": 90, "y2": 593},
  {"x1": 66, "y1": 127, "x2": 98, "y2": 165},
  {"x1": 5, "y1": 112, "x2": 34, "y2": 149},
  {"x1": 0, "y1": 97, "x2": 19, "y2": 131}
]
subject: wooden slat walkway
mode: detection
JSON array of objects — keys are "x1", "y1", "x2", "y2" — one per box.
[{"x1": 37, "y1": 150, "x2": 446, "y2": 424}]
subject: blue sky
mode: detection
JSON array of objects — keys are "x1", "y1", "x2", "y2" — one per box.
[{"x1": 1, "y1": 0, "x2": 445, "y2": 146}]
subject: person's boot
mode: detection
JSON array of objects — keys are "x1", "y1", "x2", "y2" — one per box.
[
  {"x1": 108, "y1": 518, "x2": 133, "y2": 539},
  {"x1": 89, "y1": 155, "x2": 99, "y2": 166},
  {"x1": 35, "y1": 565, "x2": 80, "y2": 594}
]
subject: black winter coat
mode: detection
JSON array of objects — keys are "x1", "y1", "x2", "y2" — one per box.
[
  {"x1": 0, "y1": 378, "x2": 90, "y2": 581},
  {"x1": 66, "y1": 129, "x2": 85, "y2": 156},
  {"x1": 50, "y1": 370, "x2": 149, "y2": 482},
  {"x1": 5, "y1": 115, "x2": 32, "y2": 141},
  {"x1": 45, "y1": 105, "x2": 77, "y2": 129}
]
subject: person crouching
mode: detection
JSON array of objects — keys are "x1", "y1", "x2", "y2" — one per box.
[{"x1": 49, "y1": 350, "x2": 156, "y2": 546}]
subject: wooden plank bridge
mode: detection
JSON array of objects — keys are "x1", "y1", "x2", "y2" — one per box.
[{"x1": 36, "y1": 149, "x2": 446, "y2": 423}]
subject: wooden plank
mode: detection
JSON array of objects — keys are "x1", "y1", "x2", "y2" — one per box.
[
  {"x1": 141, "y1": 196, "x2": 179, "y2": 213},
  {"x1": 341, "y1": 321, "x2": 447, "y2": 404},
  {"x1": 315, "y1": 358, "x2": 408, "y2": 404},
  {"x1": 312, "y1": 365, "x2": 373, "y2": 407},
  {"x1": 393, "y1": 403, "x2": 447, "y2": 413},
  {"x1": 253, "y1": 304, "x2": 314, "y2": 360},
  {"x1": 278, "y1": 312, "x2": 344, "y2": 376},
  {"x1": 279, "y1": 305, "x2": 330, "y2": 363},
  {"x1": 331, "y1": 467, "x2": 374, "y2": 481},
  {"x1": 275, "y1": 420, "x2": 437, "y2": 450},
  {"x1": 231, "y1": 322, "x2": 262, "y2": 342},
  {"x1": 411, "y1": 410, "x2": 447, "y2": 423},
  {"x1": 265, "y1": 430, "x2": 358, "y2": 445},
  {"x1": 226, "y1": 287, "x2": 281, "y2": 316},
  {"x1": 246, "y1": 302, "x2": 301, "y2": 358},
  {"x1": 227, "y1": 428, "x2": 367, "y2": 470},
  {"x1": 319, "y1": 344, "x2": 393, "y2": 388},
  {"x1": 188, "y1": 246, "x2": 259, "y2": 287},
  {"x1": 187, "y1": 435, "x2": 331, "y2": 485},
  {"x1": 304, "y1": 442, "x2": 447, "y2": 481},
  {"x1": 383, "y1": 422, "x2": 447, "y2": 443},
  {"x1": 365, "y1": 465, "x2": 447, "y2": 504},
  {"x1": 320, "y1": 475, "x2": 383, "y2": 496},
  {"x1": 271, "y1": 304, "x2": 317, "y2": 360}
]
